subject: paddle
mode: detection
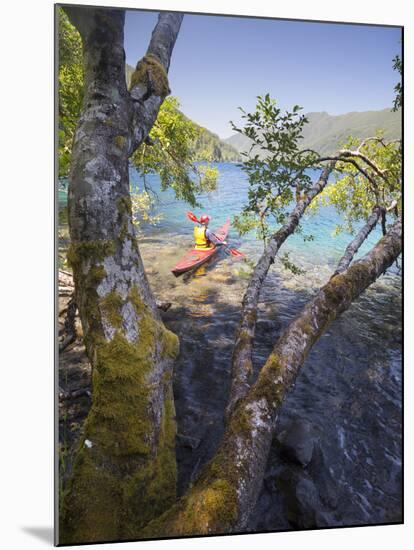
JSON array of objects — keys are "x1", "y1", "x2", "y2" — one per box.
[{"x1": 186, "y1": 211, "x2": 245, "y2": 258}]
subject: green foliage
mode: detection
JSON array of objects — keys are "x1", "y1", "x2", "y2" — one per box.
[
  {"x1": 58, "y1": 8, "x2": 84, "y2": 177},
  {"x1": 302, "y1": 233, "x2": 315, "y2": 242},
  {"x1": 58, "y1": 19, "x2": 222, "y2": 221},
  {"x1": 131, "y1": 96, "x2": 219, "y2": 207},
  {"x1": 279, "y1": 252, "x2": 306, "y2": 276},
  {"x1": 130, "y1": 190, "x2": 162, "y2": 231},
  {"x1": 233, "y1": 212, "x2": 259, "y2": 234},
  {"x1": 392, "y1": 54, "x2": 402, "y2": 111},
  {"x1": 231, "y1": 94, "x2": 318, "y2": 242},
  {"x1": 309, "y1": 56, "x2": 402, "y2": 236},
  {"x1": 310, "y1": 132, "x2": 401, "y2": 234}
]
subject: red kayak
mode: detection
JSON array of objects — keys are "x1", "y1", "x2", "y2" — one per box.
[{"x1": 171, "y1": 219, "x2": 230, "y2": 277}]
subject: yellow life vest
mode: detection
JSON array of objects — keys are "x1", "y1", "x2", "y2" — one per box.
[{"x1": 194, "y1": 225, "x2": 213, "y2": 250}]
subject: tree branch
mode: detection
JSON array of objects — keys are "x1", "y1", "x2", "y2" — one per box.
[
  {"x1": 315, "y1": 136, "x2": 400, "y2": 190},
  {"x1": 338, "y1": 149, "x2": 389, "y2": 182},
  {"x1": 59, "y1": 296, "x2": 78, "y2": 352},
  {"x1": 381, "y1": 208, "x2": 387, "y2": 236},
  {"x1": 146, "y1": 13, "x2": 183, "y2": 71},
  {"x1": 357, "y1": 136, "x2": 401, "y2": 151},
  {"x1": 333, "y1": 206, "x2": 382, "y2": 275},
  {"x1": 227, "y1": 162, "x2": 336, "y2": 416},
  {"x1": 316, "y1": 154, "x2": 379, "y2": 191},
  {"x1": 129, "y1": 13, "x2": 183, "y2": 152}
]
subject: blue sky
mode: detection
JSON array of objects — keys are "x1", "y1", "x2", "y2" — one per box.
[{"x1": 124, "y1": 10, "x2": 401, "y2": 139}]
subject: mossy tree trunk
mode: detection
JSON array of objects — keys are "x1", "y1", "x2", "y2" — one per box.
[
  {"x1": 59, "y1": 7, "x2": 183, "y2": 544},
  {"x1": 138, "y1": 217, "x2": 401, "y2": 538}
]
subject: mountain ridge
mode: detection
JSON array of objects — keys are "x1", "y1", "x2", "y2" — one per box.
[{"x1": 224, "y1": 108, "x2": 401, "y2": 156}]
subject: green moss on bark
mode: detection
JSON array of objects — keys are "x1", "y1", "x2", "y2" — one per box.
[
  {"x1": 251, "y1": 353, "x2": 287, "y2": 409},
  {"x1": 114, "y1": 134, "x2": 127, "y2": 151},
  {"x1": 100, "y1": 291, "x2": 124, "y2": 328},
  {"x1": 116, "y1": 196, "x2": 134, "y2": 242},
  {"x1": 117, "y1": 195, "x2": 132, "y2": 216},
  {"x1": 129, "y1": 53, "x2": 170, "y2": 97},
  {"x1": 139, "y1": 472, "x2": 238, "y2": 538},
  {"x1": 121, "y1": 389, "x2": 178, "y2": 538},
  {"x1": 60, "y1": 284, "x2": 180, "y2": 544},
  {"x1": 67, "y1": 240, "x2": 116, "y2": 270}
]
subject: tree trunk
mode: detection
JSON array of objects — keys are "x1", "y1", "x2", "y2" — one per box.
[
  {"x1": 59, "y1": 8, "x2": 183, "y2": 544},
  {"x1": 333, "y1": 206, "x2": 382, "y2": 275},
  {"x1": 228, "y1": 162, "x2": 336, "y2": 416},
  {"x1": 139, "y1": 217, "x2": 401, "y2": 537}
]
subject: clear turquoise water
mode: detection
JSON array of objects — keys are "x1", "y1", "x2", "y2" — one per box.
[
  {"x1": 59, "y1": 161, "x2": 388, "y2": 269},
  {"x1": 128, "y1": 162, "x2": 387, "y2": 271}
]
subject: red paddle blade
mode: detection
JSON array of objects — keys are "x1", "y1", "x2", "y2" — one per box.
[
  {"x1": 229, "y1": 248, "x2": 245, "y2": 257},
  {"x1": 186, "y1": 211, "x2": 199, "y2": 223}
]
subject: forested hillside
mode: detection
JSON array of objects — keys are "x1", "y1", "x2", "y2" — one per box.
[{"x1": 126, "y1": 63, "x2": 240, "y2": 162}]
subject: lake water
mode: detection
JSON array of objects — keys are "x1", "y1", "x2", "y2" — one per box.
[
  {"x1": 129, "y1": 162, "x2": 390, "y2": 269},
  {"x1": 59, "y1": 162, "x2": 402, "y2": 530}
]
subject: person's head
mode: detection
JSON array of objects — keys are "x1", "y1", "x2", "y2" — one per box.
[{"x1": 200, "y1": 214, "x2": 210, "y2": 226}]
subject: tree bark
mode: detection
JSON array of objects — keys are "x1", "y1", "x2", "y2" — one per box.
[
  {"x1": 333, "y1": 206, "x2": 382, "y2": 275},
  {"x1": 139, "y1": 217, "x2": 401, "y2": 538},
  {"x1": 227, "y1": 162, "x2": 335, "y2": 416},
  {"x1": 59, "y1": 8, "x2": 183, "y2": 544}
]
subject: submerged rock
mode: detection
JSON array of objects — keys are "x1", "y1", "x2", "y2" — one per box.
[
  {"x1": 278, "y1": 468, "x2": 320, "y2": 529},
  {"x1": 276, "y1": 418, "x2": 317, "y2": 467},
  {"x1": 176, "y1": 433, "x2": 201, "y2": 450}
]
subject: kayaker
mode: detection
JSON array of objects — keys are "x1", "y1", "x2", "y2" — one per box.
[{"x1": 194, "y1": 214, "x2": 227, "y2": 250}]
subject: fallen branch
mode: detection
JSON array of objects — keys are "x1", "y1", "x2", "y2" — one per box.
[
  {"x1": 59, "y1": 270, "x2": 74, "y2": 288},
  {"x1": 59, "y1": 334, "x2": 76, "y2": 352},
  {"x1": 59, "y1": 387, "x2": 92, "y2": 401},
  {"x1": 59, "y1": 289, "x2": 75, "y2": 297},
  {"x1": 59, "y1": 305, "x2": 70, "y2": 317}
]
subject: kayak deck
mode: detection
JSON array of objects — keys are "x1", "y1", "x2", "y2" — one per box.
[{"x1": 171, "y1": 219, "x2": 230, "y2": 277}]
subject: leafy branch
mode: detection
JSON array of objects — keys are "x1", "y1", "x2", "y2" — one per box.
[{"x1": 230, "y1": 95, "x2": 319, "y2": 244}]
